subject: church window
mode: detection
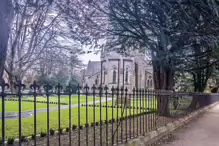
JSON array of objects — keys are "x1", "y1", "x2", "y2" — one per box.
[
  {"x1": 145, "y1": 71, "x2": 147, "y2": 87},
  {"x1": 95, "y1": 76, "x2": 99, "y2": 85},
  {"x1": 150, "y1": 80, "x2": 153, "y2": 88},
  {"x1": 125, "y1": 68, "x2": 128, "y2": 83},
  {"x1": 113, "y1": 70, "x2": 117, "y2": 83},
  {"x1": 103, "y1": 71, "x2": 106, "y2": 84},
  {"x1": 147, "y1": 79, "x2": 150, "y2": 88}
]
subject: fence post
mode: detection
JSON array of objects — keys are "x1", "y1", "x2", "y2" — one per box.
[
  {"x1": 30, "y1": 81, "x2": 39, "y2": 146},
  {"x1": 0, "y1": 80, "x2": 9, "y2": 146},
  {"x1": 15, "y1": 80, "x2": 25, "y2": 146}
]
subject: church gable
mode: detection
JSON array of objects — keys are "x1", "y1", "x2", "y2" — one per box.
[{"x1": 85, "y1": 61, "x2": 101, "y2": 76}]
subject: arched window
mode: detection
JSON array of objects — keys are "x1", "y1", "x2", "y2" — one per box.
[
  {"x1": 150, "y1": 80, "x2": 153, "y2": 88},
  {"x1": 125, "y1": 68, "x2": 128, "y2": 83},
  {"x1": 145, "y1": 71, "x2": 147, "y2": 87},
  {"x1": 113, "y1": 70, "x2": 117, "y2": 83},
  {"x1": 147, "y1": 79, "x2": 150, "y2": 88},
  {"x1": 95, "y1": 76, "x2": 99, "y2": 85},
  {"x1": 103, "y1": 72, "x2": 106, "y2": 84}
]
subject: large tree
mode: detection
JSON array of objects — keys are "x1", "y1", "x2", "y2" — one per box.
[{"x1": 58, "y1": 0, "x2": 219, "y2": 115}]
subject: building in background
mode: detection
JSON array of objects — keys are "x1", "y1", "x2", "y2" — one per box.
[{"x1": 82, "y1": 48, "x2": 153, "y2": 93}]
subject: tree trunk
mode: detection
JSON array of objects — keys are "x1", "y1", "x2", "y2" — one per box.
[
  {"x1": 154, "y1": 70, "x2": 173, "y2": 116},
  {"x1": 152, "y1": 54, "x2": 174, "y2": 116},
  {"x1": 188, "y1": 45, "x2": 212, "y2": 109},
  {"x1": 0, "y1": 0, "x2": 13, "y2": 82}
]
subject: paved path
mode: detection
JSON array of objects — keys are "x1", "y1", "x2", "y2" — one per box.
[
  {"x1": 160, "y1": 104, "x2": 219, "y2": 146},
  {"x1": 0, "y1": 98, "x2": 112, "y2": 120}
]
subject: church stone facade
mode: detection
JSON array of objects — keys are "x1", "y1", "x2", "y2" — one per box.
[{"x1": 82, "y1": 49, "x2": 153, "y2": 93}]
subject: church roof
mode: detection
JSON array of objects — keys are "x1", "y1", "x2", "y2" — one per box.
[{"x1": 85, "y1": 61, "x2": 101, "y2": 76}]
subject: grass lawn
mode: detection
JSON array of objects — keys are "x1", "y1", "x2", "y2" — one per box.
[
  {"x1": 96, "y1": 98, "x2": 158, "y2": 109},
  {"x1": 0, "y1": 96, "x2": 99, "y2": 112},
  {"x1": 17, "y1": 95, "x2": 98, "y2": 104},
  {"x1": 0, "y1": 101, "x2": 57, "y2": 112},
  {"x1": 0, "y1": 106, "x2": 147, "y2": 138},
  {"x1": 0, "y1": 96, "x2": 191, "y2": 138}
]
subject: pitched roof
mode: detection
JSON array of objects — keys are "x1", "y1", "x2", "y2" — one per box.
[{"x1": 85, "y1": 61, "x2": 101, "y2": 76}]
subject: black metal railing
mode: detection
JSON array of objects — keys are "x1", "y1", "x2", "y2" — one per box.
[{"x1": 0, "y1": 80, "x2": 218, "y2": 146}]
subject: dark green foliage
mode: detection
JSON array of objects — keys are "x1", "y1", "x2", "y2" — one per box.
[
  {"x1": 95, "y1": 122, "x2": 99, "y2": 126},
  {"x1": 40, "y1": 131, "x2": 47, "y2": 137},
  {"x1": 21, "y1": 136, "x2": 28, "y2": 142},
  {"x1": 90, "y1": 122, "x2": 95, "y2": 127},
  {"x1": 7, "y1": 137, "x2": 14, "y2": 145},
  {"x1": 50, "y1": 129, "x2": 55, "y2": 136},
  {"x1": 79, "y1": 125, "x2": 83, "y2": 129},
  {"x1": 59, "y1": 128, "x2": 63, "y2": 134},
  {"x1": 72, "y1": 125, "x2": 77, "y2": 130},
  {"x1": 31, "y1": 134, "x2": 35, "y2": 140},
  {"x1": 66, "y1": 127, "x2": 70, "y2": 132}
]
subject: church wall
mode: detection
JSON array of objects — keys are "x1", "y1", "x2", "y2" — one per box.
[{"x1": 83, "y1": 50, "x2": 154, "y2": 94}]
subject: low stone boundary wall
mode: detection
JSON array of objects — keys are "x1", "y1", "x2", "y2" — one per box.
[{"x1": 119, "y1": 101, "x2": 219, "y2": 146}]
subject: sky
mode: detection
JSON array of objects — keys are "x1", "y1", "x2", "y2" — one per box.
[{"x1": 80, "y1": 52, "x2": 100, "y2": 64}]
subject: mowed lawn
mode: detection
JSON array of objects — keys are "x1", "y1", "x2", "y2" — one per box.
[
  {"x1": 97, "y1": 98, "x2": 158, "y2": 109},
  {"x1": 0, "y1": 96, "x2": 98, "y2": 112},
  {"x1": 0, "y1": 101, "x2": 57, "y2": 112},
  {"x1": 0, "y1": 106, "x2": 147, "y2": 138},
  {"x1": 20, "y1": 95, "x2": 98, "y2": 104}
]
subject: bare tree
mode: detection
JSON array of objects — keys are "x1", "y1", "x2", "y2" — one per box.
[{"x1": 4, "y1": 0, "x2": 83, "y2": 91}]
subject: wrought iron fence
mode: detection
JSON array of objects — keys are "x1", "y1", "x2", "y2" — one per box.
[{"x1": 0, "y1": 80, "x2": 218, "y2": 146}]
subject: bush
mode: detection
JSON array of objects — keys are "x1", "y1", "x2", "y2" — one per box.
[
  {"x1": 72, "y1": 125, "x2": 77, "y2": 130},
  {"x1": 95, "y1": 122, "x2": 99, "y2": 126},
  {"x1": 91, "y1": 122, "x2": 95, "y2": 127},
  {"x1": 50, "y1": 129, "x2": 55, "y2": 136},
  {"x1": 59, "y1": 128, "x2": 63, "y2": 134},
  {"x1": 0, "y1": 138, "x2": 2, "y2": 144},
  {"x1": 104, "y1": 120, "x2": 108, "y2": 124},
  {"x1": 40, "y1": 131, "x2": 47, "y2": 137},
  {"x1": 85, "y1": 124, "x2": 89, "y2": 128},
  {"x1": 7, "y1": 137, "x2": 14, "y2": 145},
  {"x1": 79, "y1": 125, "x2": 83, "y2": 129},
  {"x1": 31, "y1": 134, "x2": 35, "y2": 140},
  {"x1": 109, "y1": 120, "x2": 112, "y2": 123},
  {"x1": 21, "y1": 136, "x2": 28, "y2": 142},
  {"x1": 66, "y1": 127, "x2": 70, "y2": 132}
]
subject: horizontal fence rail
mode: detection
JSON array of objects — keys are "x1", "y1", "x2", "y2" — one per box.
[{"x1": 0, "y1": 80, "x2": 219, "y2": 146}]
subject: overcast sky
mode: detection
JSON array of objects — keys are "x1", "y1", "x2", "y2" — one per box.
[{"x1": 80, "y1": 52, "x2": 100, "y2": 64}]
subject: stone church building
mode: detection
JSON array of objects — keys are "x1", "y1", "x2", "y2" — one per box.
[{"x1": 82, "y1": 49, "x2": 153, "y2": 93}]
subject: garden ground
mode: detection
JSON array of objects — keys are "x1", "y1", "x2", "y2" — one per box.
[
  {"x1": 0, "y1": 95, "x2": 191, "y2": 140},
  {"x1": 0, "y1": 96, "x2": 155, "y2": 138}
]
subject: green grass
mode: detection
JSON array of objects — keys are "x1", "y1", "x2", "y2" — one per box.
[
  {"x1": 0, "y1": 106, "x2": 147, "y2": 138},
  {"x1": 0, "y1": 101, "x2": 57, "y2": 112},
  {"x1": 0, "y1": 96, "x2": 99, "y2": 112},
  {"x1": 0, "y1": 96, "x2": 191, "y2": 138},
  {"x1": 18, "y1": 95, "x2": 98, "y2": 104},
  {"x1": 96, "y1": 98, "x2": 157, "y2": 109}
]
